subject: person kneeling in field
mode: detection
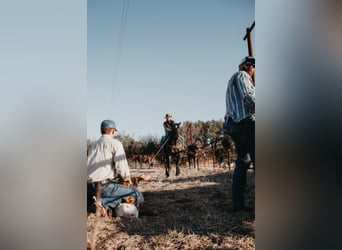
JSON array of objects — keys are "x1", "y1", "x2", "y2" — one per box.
[{"x1": 87, "y1": 119, "x2": 144, "y2": 217}]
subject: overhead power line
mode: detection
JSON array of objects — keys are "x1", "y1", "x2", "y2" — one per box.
[
  {"x1": 110, "y1": 0, "x2": 130, "y2": 115},
  {"x1": 115, "y1": 0, "x2": 130, "y2": 72}
]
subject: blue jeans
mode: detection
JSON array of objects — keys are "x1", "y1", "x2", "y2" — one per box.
[
  {"x1": 88, "y1": 182, "x2": 144, "y2": 211},
  {"x1": 231, "y1": 117, "x2": 255, "y2": 207}
]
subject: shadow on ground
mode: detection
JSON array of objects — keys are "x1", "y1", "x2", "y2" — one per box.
[{"x1": 90, "y1": 168, "x2": 255, "y2": 247}]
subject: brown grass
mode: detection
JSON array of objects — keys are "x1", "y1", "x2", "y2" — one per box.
[{"x1": 87, "y1": 163, "x2": 255, "y2": 250}]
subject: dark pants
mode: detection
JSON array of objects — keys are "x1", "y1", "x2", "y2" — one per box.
[{"x1": 231, "y1": 117, "x2": 255, "y2": 208}]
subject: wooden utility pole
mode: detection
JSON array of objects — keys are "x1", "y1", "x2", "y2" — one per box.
[
  {"x1": 243, "y1": 21, "x2": 255, "y2": 84},
  {"x1": 243, "y1": 21, "x2": 255, "y2": 57}
]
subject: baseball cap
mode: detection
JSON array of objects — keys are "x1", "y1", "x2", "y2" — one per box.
[
  {"x1": 239, "y1": 56, "x2": 255, "y2": 66},
  {"x1": 101, "y1": 120, "x2": 117, "y2": 130}
]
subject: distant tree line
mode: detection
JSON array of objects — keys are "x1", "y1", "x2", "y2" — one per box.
[{"x1": 88, "y1": 119, "x2": 225, "y2": 155}]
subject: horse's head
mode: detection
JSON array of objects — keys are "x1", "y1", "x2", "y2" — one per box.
[
  {"x1": 168, "y1": 122, "x2": 180, "y2": 145},
  {"x1": 221, "y1": 135, "x2": 234, "y2": 150},
  {"x1": 165, "y1": 122, "x2": 185, "y2": 153}
]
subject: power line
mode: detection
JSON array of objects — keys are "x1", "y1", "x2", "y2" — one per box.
[
  {"x1": 115, "y1": 0, "x2": 130, "y2": 73},
  {"x1": 110, "y1": 0, "x2": 130, "y2": 115},
  {"x1": 117, "y1": 0, "x2": 129, "y2": 70}
]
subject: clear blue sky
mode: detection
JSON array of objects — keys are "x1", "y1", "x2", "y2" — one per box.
[{"x1": 87, "y1": 0, "x2": 255, "y2": 141}]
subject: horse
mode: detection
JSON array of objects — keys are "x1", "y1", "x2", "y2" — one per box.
[
  {"x1": 220, "y1": 135, "x2": 236, "y2": 170},
  {"x1": 131, "y1": 154, "x2": 154, "y2": 169},
  {"x1": 163, "y1": 122, "x2": 185, "y2": 177},
  {"x1": 187, "y1": 143, "x2": 201, "y2": 170}
]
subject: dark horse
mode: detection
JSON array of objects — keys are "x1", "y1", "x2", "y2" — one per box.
[
  {"x1": 187, "y1": 143, "x2": 201, "y2": 170},
  {"x1": 163, "y1": 122, "x2": 184, "y2": 177}
]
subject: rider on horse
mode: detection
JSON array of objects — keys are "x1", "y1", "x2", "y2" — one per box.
[
  {"x1": 161, "y1": 113, "x2": 181, "y2": 144},
  {"x1": 161, "y1": 113, "x2": 185, "y2": 177}
]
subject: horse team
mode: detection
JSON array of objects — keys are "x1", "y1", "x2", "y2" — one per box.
[{"x1": 128, "y1": 122, "x2": 235, "y2": 178}]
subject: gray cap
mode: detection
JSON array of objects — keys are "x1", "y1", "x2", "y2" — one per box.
[{"x1": 101, "y1": 120, "x2": 117, "y2": 130}]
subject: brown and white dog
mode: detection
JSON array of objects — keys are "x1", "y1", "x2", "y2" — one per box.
[{"x1": 114, "y1": 174, "x2": 150, "y2": 187}]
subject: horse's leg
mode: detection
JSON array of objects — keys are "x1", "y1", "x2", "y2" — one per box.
[
  {"x1": 165, "y1": 155, "x2": 170, "y2": 178},
  {"x1": 175, "y1": 154, "x2": 180, "y2": 176}
]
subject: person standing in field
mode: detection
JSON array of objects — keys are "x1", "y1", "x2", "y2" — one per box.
[{"x1": 224, "y1": 56, "x2": 255, "y2": 211}]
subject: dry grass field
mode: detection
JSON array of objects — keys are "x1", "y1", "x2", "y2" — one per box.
[{"x1": 87, "y1": 162, "x2": 255, "y2": 250}]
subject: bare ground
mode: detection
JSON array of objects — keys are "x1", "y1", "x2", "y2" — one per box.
[{"x1": 87, "y1": 163, "x2": 255, "y2": 250}]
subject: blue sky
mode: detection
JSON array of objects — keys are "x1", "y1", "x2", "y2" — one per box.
[{"x1": 87, "y1": 0, "x2": 255, "y2": 141}]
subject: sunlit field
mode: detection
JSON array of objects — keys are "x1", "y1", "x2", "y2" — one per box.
[{"x1": 87, "y1": 160, "x2": 255, "y2": 250}]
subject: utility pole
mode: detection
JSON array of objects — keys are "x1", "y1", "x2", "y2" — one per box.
[
  {"x1": 243, "y1": 21, "x2": 255, "y2": 57},
  {"x1": 243, "y1": 21, "x2": 255, "y2": 84}
]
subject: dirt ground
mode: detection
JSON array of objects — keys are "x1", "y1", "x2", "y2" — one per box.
[{"x1": 87, "y1": 162, "x2": 255, "y2": 250}]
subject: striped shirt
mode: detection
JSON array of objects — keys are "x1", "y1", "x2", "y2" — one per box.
[{"x1": 225, "y1": 71, "x2": 255, "y2": 123}]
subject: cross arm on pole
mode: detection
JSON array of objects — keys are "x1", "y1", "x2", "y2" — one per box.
[
  {"x1": 243, "y1": 21, "x2": 255, "y2": 57},
  {"x1": 243, "y1": 21, "x2": 255, "y2": 41}
]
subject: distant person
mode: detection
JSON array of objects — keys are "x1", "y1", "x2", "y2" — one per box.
[
  {"x1": 87, "y1": 119, "x2": 144, "y2": 216},
  {"x1": 224, "y1": 56, "x2": 255, "y2": 211},
  {"x1": 161, "y1": 114, "x2": 181, "y2": 143},
  {"x1": 163, "y1": 113, "x2": 175, "y2": 135}
]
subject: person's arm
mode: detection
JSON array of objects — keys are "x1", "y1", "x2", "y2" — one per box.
[
  {"x1": 225, "y1": 77, "x2": 232, "y2": 122},
  {"x1": 113, "y1": 141, "x2": 131, "y2": 181}
]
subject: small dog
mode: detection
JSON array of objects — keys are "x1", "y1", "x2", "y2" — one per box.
[
  {"x1": 115, "y1": 203, "x2": 139, "y2": 219},
  {"x1": 131, "y1": 174, "x2": 149, "y2": 187},
  {"x1": 115, "y1": 174, "x2": 150, "y2": 187}
]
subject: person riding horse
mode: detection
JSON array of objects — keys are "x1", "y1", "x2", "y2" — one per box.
[
  {"x1": 161, "y1": 113, "x2": 181, "y2": 144},
  {"x1": 162, "y1": 114, "x2": 184, "y2": 177}
]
